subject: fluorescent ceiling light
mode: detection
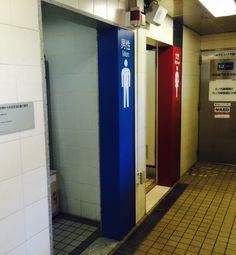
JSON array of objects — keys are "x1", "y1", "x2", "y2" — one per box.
[{"x1": 199, "y1": 0, "x2": 236, "y2": 17}]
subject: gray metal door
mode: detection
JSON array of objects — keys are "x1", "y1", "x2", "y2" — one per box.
[{"x1": 199, "y1": 50, "x2": 236, "y2": 164}]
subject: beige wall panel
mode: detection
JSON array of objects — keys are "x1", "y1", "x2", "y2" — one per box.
[{"x1": 181, "y1": 27, "x2": 200, "y2": 175}]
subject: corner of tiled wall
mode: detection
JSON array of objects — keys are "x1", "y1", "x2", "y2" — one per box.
[
  {"x1": 55, "y1": 0, "x2": 128, "y2": 24},
  {"x1": 0, "y1": 1, "x2": 50, "y2": 254}
]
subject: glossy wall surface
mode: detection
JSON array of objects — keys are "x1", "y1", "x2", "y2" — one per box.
[{"x1": 43, "y1": 14, "x2": 101, "y2": 220}]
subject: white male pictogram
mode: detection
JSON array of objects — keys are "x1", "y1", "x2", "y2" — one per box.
[{"x1": 121, "y1": 59, "x2": 131, "y2": 108}]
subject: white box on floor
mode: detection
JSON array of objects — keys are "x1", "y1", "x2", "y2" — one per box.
[{"x1": 50, "y1": 170, "x2": 59, "y2": 216}]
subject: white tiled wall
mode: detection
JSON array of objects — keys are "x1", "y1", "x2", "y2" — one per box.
[
  {"x1": 181, "y1": 27, "x2": 201, "y2": 175},
  {"x1": 201, "y1": 32, "x2": 236, "y2": 50},
  {"x1": 0, "y1": 0, "x2": 50, "y2": 254},
  {"x1": 43, "y1": 14, "x2": 100, "y2": 221},
  {"x1": 55, "y1": 0, "x2": 127, "y2": 23}
]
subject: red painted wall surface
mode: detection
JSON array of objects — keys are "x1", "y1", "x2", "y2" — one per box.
[{"x1": 158, "y1": 46, "x2": 182, "y2": 186}]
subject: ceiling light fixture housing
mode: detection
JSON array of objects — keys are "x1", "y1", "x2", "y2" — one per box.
[{"x1": 199, "y1": 0, "x2": 236, "y2": 17}]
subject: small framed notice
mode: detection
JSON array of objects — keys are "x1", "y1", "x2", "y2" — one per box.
[{"x1": 0, "y1": 102, "x2": 35, "y2": 135}]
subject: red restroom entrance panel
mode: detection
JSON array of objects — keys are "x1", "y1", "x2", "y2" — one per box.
[{"x1": 158, "y1": 46, "x2": 182, "y2": 186}]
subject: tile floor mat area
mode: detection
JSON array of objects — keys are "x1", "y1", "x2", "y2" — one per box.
[
  {"x1": 145, "y1": 177, "x2": 156, "y2": 194},
  {"x1": 115, "y1": 162, "x2": 236, "y2": 255},
  {"x1": 53, "y1": 215, "x2": 100, "y2": 255}
]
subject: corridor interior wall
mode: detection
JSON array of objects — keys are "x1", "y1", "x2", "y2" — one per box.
[
  {"x1": 42, "y1": 14, "x2": 101, "y2": 220},
  {"x1": 0, "y1": 1, "x2": 50, "y2": 254},
  {"x1": 181, "y1": 27, "x2": 201, "y2": 175},
  {"x1": 201, "y1": 32, "x2": 236, "y2": 50},
  {"x1": 54, "y1": 0, "x2": 127, "y2": 24}
]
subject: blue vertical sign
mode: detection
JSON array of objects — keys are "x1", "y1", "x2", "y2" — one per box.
[{"x1": 98, "y1": 27, "x2": 135, "y2": 240}]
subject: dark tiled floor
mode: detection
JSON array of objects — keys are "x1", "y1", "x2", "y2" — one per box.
[
  {"x1": 116, "y1": 162, "x2": 236, "y2": 255},
  {"x1": 53, "y1": 214, "x2": 100, "y2": 255}
]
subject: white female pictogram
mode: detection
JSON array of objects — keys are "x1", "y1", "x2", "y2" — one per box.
[{"x1": 175, "y1": 65, "x2": 180, "y2": 98}]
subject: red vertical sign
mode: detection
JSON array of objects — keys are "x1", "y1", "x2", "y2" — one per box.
[{"x1": 158, "y1": 46, "x2": 182, "y2": 186}]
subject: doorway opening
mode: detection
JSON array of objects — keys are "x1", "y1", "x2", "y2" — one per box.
[
  {"x1": 145, "y1": 44, "x2": 157, "y2": 194},
  {"x1": 145, "y1": 41, "x2": 170, "y2": 213},
  {"x1": 42, "y1": 4, "x2": 101, "y2": 254}
]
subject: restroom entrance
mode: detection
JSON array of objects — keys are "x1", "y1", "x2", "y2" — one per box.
[
  {"x1": 199, "y1": 50, "x2": 236, "y2": 164},
  {"x1": 42, "y1": 2, "x2": 135, "y2": 251},
  {"x1": 145, "y1": 40, "x2": 171, "y2": 213},
  {"x1": 42, "y1": 4, "x2": 101, "y2": 254},
  {"x1": 146, "y1": 44, "x2": 157, "y2": 193}
]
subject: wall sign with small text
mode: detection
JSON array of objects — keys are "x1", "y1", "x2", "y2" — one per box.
[
  {"x1": 0, "y1": 102, "x2": 35, "y2": 135},
  {"x1": 214, "y1": 103, "x2": 231, "y2": 119}
]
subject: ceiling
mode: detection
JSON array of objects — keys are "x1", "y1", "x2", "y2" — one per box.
[{"x1": 159, "y1": 0, "x2": 236, "y2": 35}]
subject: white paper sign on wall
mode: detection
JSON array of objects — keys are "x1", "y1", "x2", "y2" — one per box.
[
  {"x1": 0, "y1": 102, "x2": 35, "y2": 135},
  {"x1": 209, "y1": 80, "x2": 236, "y2": 101}
]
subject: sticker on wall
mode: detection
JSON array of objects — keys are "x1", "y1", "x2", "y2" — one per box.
[
  {"x1": 214, "y1": 103, "x2": 231, "y2": 119},
  {"x1": 174, "y1": 52, "x2": 181, "y2": 98},
  {"x1": 209, "y1": 80, "x2": 236, "y2": 101},
  {"x1": 0, "y1": 102, "x2": 35, "y2": 135}
]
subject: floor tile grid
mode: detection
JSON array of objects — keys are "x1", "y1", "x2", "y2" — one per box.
[
  {"x1": 135, "y1": 172, "x2": 207, "y2": 254},
  {"x1": 216, "y1": 172, "x2": 236, "y2": 255},
  {"x1": 179, "y1": 164, "x2": 234, "y2": 252},
  {"x1": 53, "y1": 217, "x2": 98, "y2": 255},
  {"x1": 135, "y1": 164, "x2": 236, "y2": 255},
  {"x1": 175, "y1": 164, "x2": 235, "y2": 254},
  {"x1": 157, "y1": 168, "x2": 220, "y2": 255},
  {"x1": 184, "y1": 167, "x2": 236, "y2": 255}
]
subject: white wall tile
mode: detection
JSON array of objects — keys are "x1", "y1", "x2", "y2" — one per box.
[
  {"x1": 0, "y1": 25, "x2": 15, "y2": 64},
  {"x1": 0, "y1": 0, "x2": 50, "y2": 253},
  {"x1": 16, "y1": 66, "x2": 43, "y2": 102},
  {"x1": 0, "y1": 0, "x2": 11, "y2": 24},
  {"x1": 0, "y1": 132, "x2": 20, "y2": 144},
  {"x1": 0, "y1": 176, "x2": 23, "y2": 220},
  {"x1": 94, "y1": 0, "x2": 107, "y2": 18},
  {"x1": 81, "y1": 201, "x2": 98, "y2": 220},
  {"x1": 118, "y1": 0, "x2": 127, "y2": 10},
  {"x1": 0, "y1": 24, "x2": 41, "y2": 66},
  {"x1": 61, "y1": 198, "x2": 81, "y2": 216},
  {"x1": 78, "y1": 0, "x2": 94, "y2": 14},
  {"x1": 56, "y1": 0, "x2": 78, "y2": 9},
  {"x1": 6, "y1": 244, "x2": 26, "y2": 255},
  {"x1": 20, "y1": 102, "x2": 45, "y2": 138},
  {"x1": 22, "y1": 166, "x2": 48, "y2": 207},
  {"x1": 26, "y1": 228, "x2": 50, "y2": 255},
  {"x1": 13, "y1": 27, "x2": 41, "y2": 66},
  {"x1": 24, "y1": 198, "x2": 49, "y2": 239},
  {"x1": 0, "y1": 65, "x2": 17, "y2": 103},
  {"x1": 11, "y1": 0, "x2": 39, "y2": 30},
  {"x1": 0, "y1": 140, "x2": 21, "y2": 182},
  {"x1": 0, "y1": 211, "x2": 25, "y2": 254},
  {"x1": 107, "y1": 0, "x2": 119, "y2": 22},
  {"x1": 21, "y1": 135, "x2": 46, "y2": 173}
]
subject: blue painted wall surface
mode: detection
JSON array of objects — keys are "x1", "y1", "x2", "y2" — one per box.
[{"x1": 98, "y1": 27, "x2": 135, "y2": 240}]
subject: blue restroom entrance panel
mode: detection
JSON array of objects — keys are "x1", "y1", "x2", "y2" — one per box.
[{"x1": 98, "y1": 28, "x2": 135, "y2": 240}]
